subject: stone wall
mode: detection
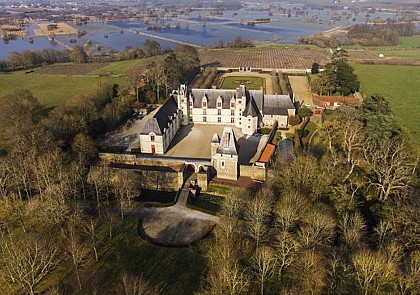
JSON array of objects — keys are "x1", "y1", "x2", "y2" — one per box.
[
  {"x1": 136, "y1": 169, "x2": 183, "y2": 192},
  {"x1": 240, "y1": 164, "x2": 266, "y2": 181}
]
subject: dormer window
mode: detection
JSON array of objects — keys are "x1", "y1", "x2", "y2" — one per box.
[
  {"x1": 150, "y1": 133, "x2": 155, "y2": 141},
  {"x1": 202, "y1": 96, "x2": 207, "y2": 108},
  {"x1": 217, "y1": 96, "x2": 223, "y2": 108},
  {"x1": 231, "y1": 102, "x2": 235, "y2": 108},
  {"x1": 189, "y1": 100, "x2": 193, "y2": 107}
]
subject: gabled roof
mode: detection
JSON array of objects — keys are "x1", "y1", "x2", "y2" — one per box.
[
  {"x1": 141, "y1": 118, "x2": 162, "y2": 135},
  {"x1": 211, "y1": 133, "x2": 220, "y2": 143},
  {"x1": 217, "y1": 127, "x2": 240, "y2": 156},
  {"x1": 263, "y1": 94, "x2": 295, "y2": 115},
  {"x1": 140, "y1": 95, "x2": 178, "y2": 135},
  {"x1": 190, "y1": 89, "x2": 236, "y2": 109}
]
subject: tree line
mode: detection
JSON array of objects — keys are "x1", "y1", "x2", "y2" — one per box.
[
  {"x1": 301, "y1": 22, "x2": 416, "y2": 47},
  {"x1": 202, "y1": 93, "x2": 419, "y2": 294},
  {"x1": 130, "y1": 44, "x2": 200, "y2": 103},
  {"x1": 0, "y1": 39, "x2": 165, "y2": 72}
]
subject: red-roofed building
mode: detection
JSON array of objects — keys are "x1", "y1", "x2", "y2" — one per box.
[{"x1": 312, "y1": 94, "x2": 362, "y2": 109}]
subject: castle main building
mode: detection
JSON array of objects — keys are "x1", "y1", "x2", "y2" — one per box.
[{"x1": 139, "y1": 84, "x2": 295, "y2": 155}]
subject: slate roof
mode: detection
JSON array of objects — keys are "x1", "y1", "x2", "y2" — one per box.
[
  {"x1": 263, "y1": 94, "x2": 294, "y2": 115},
  {"x1": 243, "y1": 96, "x2": 260, "y2": 117},
  {"x1": 211, "y1": 133, "x2": 220, "y2": 143},
  {"x1": 217, "y1": 127, "x2": 240, "y2": 156},
  {"x1": 190, "y1": 89, "x2": 236, "y2": 109},
  {"x1": 140, "y1": 95, "x2": 178, "y2": 135}
]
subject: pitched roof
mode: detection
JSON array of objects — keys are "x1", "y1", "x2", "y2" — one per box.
[
  {"x1": 312, "y1": 94, "x2": 361, "y2": 104},
  {"x1": 140, "y1": 95, "x2": 178, "y2": 135},
  {"x1": 211, "y1": 133, "x2": 220, "y2": 143},
  {"x1": 258, "y1": 143, "x2": 276, "y2": 163},
  {"x1": 217, "y1": 127, "x2": 240, "y2": 156},
  {"x1": 263, "y1": 94, "x2": 295, "y2": 115},
  {"x1": 243, "y1": 96, "x2": 260, "y2": 117},
  {"x1": 190, "y1": 89, "x2": 235, "y2": 109}
]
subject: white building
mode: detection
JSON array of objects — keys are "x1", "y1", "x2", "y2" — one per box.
[
  {"x1": 176, "y1": 84, "x2": 295, "y2": 135},
  {"x1": 139, "y1": 84, "x2": 295, "y2": 155},
  {"x1": 139, "y1": 95, "x2": 182, "y2": 154}
]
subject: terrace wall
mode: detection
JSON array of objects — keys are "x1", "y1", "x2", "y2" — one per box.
[{"x1": 240, "y1": 165, "x2": 266, "y2": 181}]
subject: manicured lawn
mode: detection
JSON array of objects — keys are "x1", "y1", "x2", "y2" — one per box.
[
  {"x1": 353, "y1": 64, "x2": 420, "y2": 146},
  {"x1": 88, "y1": 58, "x2": 148, "y2": 76},
  {"x1": 221, "y1": 76, "x2": 264, "y2": 90},
  {"x1": 0, "y1": 72, "x2": 125, "y2": 107}
]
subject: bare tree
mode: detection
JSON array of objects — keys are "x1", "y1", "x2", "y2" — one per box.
[
  {"x1": 110, "y1": 169, "x2": 140, "y2": 219},
  {"x1": 396, "y1": 250, "x2": 420, "y2": 295},
  {"x1": 252, "y1": 246, "x2": 276, "y2": 295},
  {"x1": 339, "y1": 212, "x2": 366, "y2": 251},
  {"x1": 83, "y1": 218, "x2": 99, "y2": 262},
  {"x1": 117, "y1": 272, "x2": 161, "y2": 295},
  {"x1": 0, "y1": 233, "x2": 60, "y2": 295},
  {"x1": 297, "y1": 205, "x2": 336, "y2": 248},
  {"x1": 207, "y1": 262, "x2": 250, "y2": 295},
  {"x1": 244, "y1": 190, "x2": 273, "y2": 247},
  {"x1": 274, "y1": 231, "x2": 299, "y2": 280},
  {"x1": 364, "y1": 138, "x2": 412, "y2": 201},
  {"x1": 292, "y1": 250, "x2": 326, "y2": 295},
  {"x1": 352, "y1": 248, "x2": 397, "y2": 295},
  {"x1": 66, "y1": 220, "x2": 90, "y2": 290},
  {"x1": 222, "y1": 188, "x2": 246, "y2": 218},
  {"x1": 274, "y1": 191, "x2": 308, "y2": 232}
]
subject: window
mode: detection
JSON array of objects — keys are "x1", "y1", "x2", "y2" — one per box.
[
  {"x1": 218, "y1": 117, "x2": 221, "y2": 123},
  {"x1": 248, "y1": 118, "x2": 251, "y2": 122},
  {"x1": 218, "y1": 109, "x2": 221, "y2": 116},
  {"x1": 203, "y1": 101, "x2": 207, "y2": 108},
  {"x1": 221, "y1": 161, "x2": 225, "y2": 168},
  {"x1": 203, "y1": 116, "x2": 207, "y2": 122},
  {"x1": 150, "y1": 134, "x2": 155, "y2": 141},
  {"x1": 231, "y1": 117, "x2": 235, "y2": 123},
  {"x1": 203, "y1": 109, "x2": 207, "y2": 115},
  {"x1": 189, "y1": 117, "x2": 193, "y2": 122},
  {"x1": 189, "y1": 100, "x2": 193, "y2": 107},
  {"x1": 231, "y1": 110, "x2": 235, "y2": 116},
  {"x1": 217, "y1": 102, "x2": 222, "y2": 108},
  {"x1": 231, "y1": 102, "x2": 235, "y2": 108}
]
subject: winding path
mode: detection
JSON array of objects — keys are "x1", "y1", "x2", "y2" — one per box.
[{"x1": 136, "y1": 172, "x2": 219, "y2": 246}]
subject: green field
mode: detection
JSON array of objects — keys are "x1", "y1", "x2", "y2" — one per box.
[
  {"x1": 221, "y1": 76, "x2": 264, "y2": 90},
  {"x1": 0, "y1": 72, "x2": 125, "y2": 107},
  {"x1": 398, "y1": 35, "x2": 420, "y2": 48},
  {"x1": 88, "y1": 58, "x2": 148, "y2": 76},
  {"x1": 354, "y1": 64, "x2": 420, "y2": 145}
]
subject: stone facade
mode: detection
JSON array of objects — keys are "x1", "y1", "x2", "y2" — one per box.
[
  {"x1": 176, "y1": 84, "x2": 295, "y2": 135},
  {"x1": 139, "y1": 95, "x2": 182, "y2": 155},
  {"x1": 211, "y1": 127, "x2": 240, "y2": 181}
]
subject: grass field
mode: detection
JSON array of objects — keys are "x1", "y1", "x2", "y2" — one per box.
[
  {"x1": 221, "y1": 76, "x2": 263, "y2": 90},
  {"x1": 88, "y1": 58, "x2": 148, "y2": 76},
  {"x1": 353, "y1": 64, "x2": 420, "y2": 146},
  {"x1": 0, "y1": 72, "x2": 125, "y2": 107}
]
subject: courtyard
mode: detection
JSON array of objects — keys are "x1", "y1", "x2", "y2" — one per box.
[{"x1": 164, "y1": 124, "x2": 268, "y2": 164}]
